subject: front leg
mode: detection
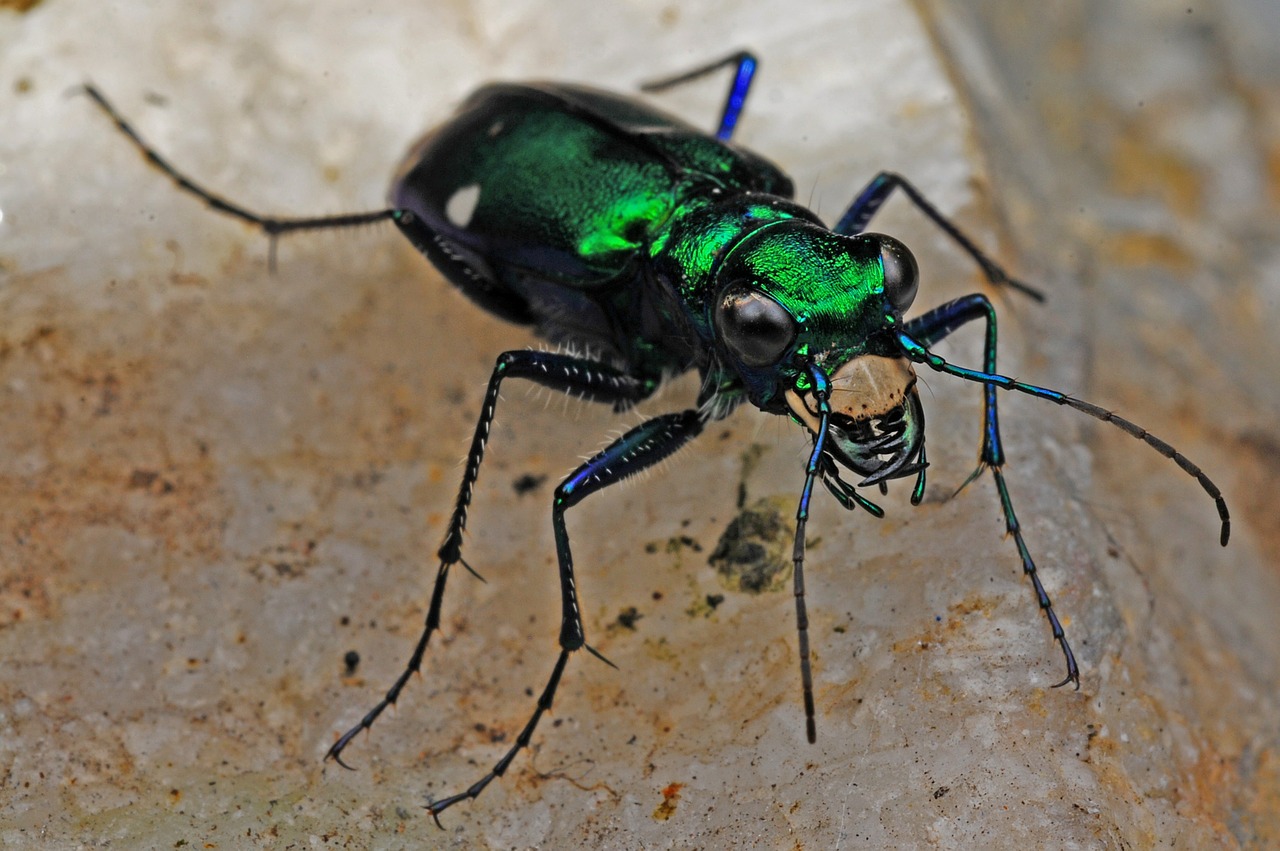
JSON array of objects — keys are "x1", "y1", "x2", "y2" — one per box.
[
  {"x1": 902, "y1": 295, "x2": 1079, "y2": 689},
  {"x1": 899, "y1": 290, "x2": 1230, "y2": 689}
]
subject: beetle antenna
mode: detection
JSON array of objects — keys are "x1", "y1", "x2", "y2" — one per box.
[
  {"x1": 78, "y1": 83, "x2": 395, "y2": 267},
  {"x1": 897, "y1": 331, "x2": 1230, "y2": 545}
]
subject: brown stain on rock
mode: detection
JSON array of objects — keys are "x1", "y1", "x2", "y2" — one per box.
[
  {"x1": 0, "y1": 316, "x2": 226, "y2": 627},
  {"x1": 1107, "y1": 116, "x2": 1205, "y2": 219},
  {"x1": 652, "y1": 781, "x2": 683, "y2": 821}
]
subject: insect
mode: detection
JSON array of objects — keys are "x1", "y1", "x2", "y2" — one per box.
[{"x1": 84, "y1": 52, "x2": 1230, "y2": 823}]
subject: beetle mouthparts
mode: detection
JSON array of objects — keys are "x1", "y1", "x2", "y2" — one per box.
[
  {"x1": 784, "y1": 354, "x2": 926, "y2": 484},
  {"x1": 826, "y1": 395, "x2": 926, "y2": 485}
]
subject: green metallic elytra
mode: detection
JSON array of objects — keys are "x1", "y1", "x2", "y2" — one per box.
[
  {"x1": 83, "y1": 50, "x2": 1230, "y2": 824},
  {"x1": 393, "y1": 82, "x2": 920, "y2": 430}
]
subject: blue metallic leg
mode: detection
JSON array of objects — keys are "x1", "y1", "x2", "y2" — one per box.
[
  {"x1": 898, "y1": 295, "x2": 1231, "y2": 687},
  {"x1": 906, "y1": 295, "x2": 1003, "y2": 467},
  {"x1": 80, "y1": 84, "x2": 394, "y2": 272},
  {"x1": 426, "y1": 410, "x2": 705, "y2": 821},
  {"x1": 640, "y1": 50, "x2": 758, "y2": 141},
  {"x1": 835, "y1": 171, "x2": 1043, "y2": 301},
  {"x1": 904, "y1": 295, "x2": 1077, "y2": 687},
  {"x1": 326, "y1": 351, "x2": 653, "y2": 772},
  {"x1": 792, "y1": 364, "x2": 833, "y2": 743}
]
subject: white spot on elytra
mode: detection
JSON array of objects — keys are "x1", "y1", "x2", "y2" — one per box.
[{"x1": 446, "y1": 184, "x2": 481, "y2": 229}]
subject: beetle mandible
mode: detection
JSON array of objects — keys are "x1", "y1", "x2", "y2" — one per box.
[{"x1": 83, "y1": 51, "x2": 1230, "y2": 823}]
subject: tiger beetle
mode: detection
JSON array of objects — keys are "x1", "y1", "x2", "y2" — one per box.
[{"x1": 83, "y1": 51, "x2": 1230, "y2": 824}]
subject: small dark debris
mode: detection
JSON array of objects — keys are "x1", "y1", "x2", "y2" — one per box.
[
  {"x1": 708, "y1": 497, "x2": 794, "y2": 593},
  {"x1": 343, "y1": 650, "x2": 360, "y2": 675},
  {"x1": 512, "y1": 472, "x2": 547, "y2": 496},
  {"x1": 736, "y1": 443, "x2": 768, "y2": 508},
  {"x1": 473, "y1": 722, "x2": 509, "y2": 744},
  {"x1": 665, "y1": 534, "x2": 702, "y2": 553},
  {"x1": 933, "y1": 785, "x2": 950, "y2": 800},
  {"x1": 706, "y1": 593, "x2": 724, "y2": 611},
  {"x1": 91, "y1": 373, "x2": 121, "y2": 416},
  {"x1": 128, "y1": 470, "x2": 159, "y2": 489},
  {"x1": 128, "y1": 469, "x2": 174, "y2": 493},
  {"x1": 349, "y1": 468, "x2": 385, "y2": 490},
  {"x1": 615, "y1": 606, "x2": 642, "y2": 630}
]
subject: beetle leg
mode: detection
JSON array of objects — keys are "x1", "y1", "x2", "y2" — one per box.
[
  {"x1": 902, "y1": 294, "x2": 1078, "y2": 689},
  {"x1": 80, "y1": 84, "x2": 394, "y2": 271},
  {"x1": 426, "y1": 410, "x2": 705, "y2": 823},
  {"x1": 906, "y1": 295, "x2": 1004, "y2": 467},
  {"x1": 792, "y1": 365, "x2": 833, "y2": 744},
  {"x1": 639, "y1": 50, "x2": 758, "y2": 142},
  {"x1": 900, "y1": 294, "x2": 1231, "y2": 688},
  {"x1": 326, "y1": 351, "x2": 652, "y2": 769},
  {"x1": 390, "y1": 210, "x2": 536, "y2": 326},
  {"x1": 834, "y1": 171, "x2": 1043, "y2": 301}
]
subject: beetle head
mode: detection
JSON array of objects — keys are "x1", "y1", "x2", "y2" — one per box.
[{"x1": 711, "y1": 221, "x2": 925, "y2": 484}]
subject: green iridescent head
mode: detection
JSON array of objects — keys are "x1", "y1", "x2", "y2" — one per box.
[{"x1": 712, "y1": 220, "x2": 925, "y2": 484}]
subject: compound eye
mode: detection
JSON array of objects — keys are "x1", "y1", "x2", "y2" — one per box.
[
  {"x1": 714, "y1": 284, "x2": 797, "y2": 368},
  {"x1": 877, "y1": 235, "x2": 919, "y2": 312}
]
